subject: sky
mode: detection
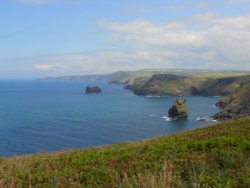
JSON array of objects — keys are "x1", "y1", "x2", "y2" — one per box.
[{"x1": 0, "y1": 0, "x2": 250, "y2": 79}]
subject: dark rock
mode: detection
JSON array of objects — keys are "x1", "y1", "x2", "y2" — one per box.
[
  {"x1": 215, "y1": 100, "x2": 229, "y2": 108},
  {"x1": 168, "y1": 98, "x2": 188, "y2": 119},
  {"x1": 190, "y1": 86, "x2": 199, "y2": 95},
  {"x1": 212, "y1": 82, "x2": 250, "y2": 120},
  {"x1": 85, "y1": 86, "x2": 102, "y2": 94}
]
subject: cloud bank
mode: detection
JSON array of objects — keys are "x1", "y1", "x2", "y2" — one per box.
[{"x1": 98, "y1": 12, "x2": 250, "y2": 69}]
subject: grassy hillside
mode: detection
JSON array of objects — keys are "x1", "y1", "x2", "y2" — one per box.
[
  {"x1": 126, "y1": 74, "x2": 197, "y2": 95},
  {"x1": 126, "y1": 74, "x2": 250, "y2": 96},
  {"x1": 0, "y1": 118, "x2": 249, "y2": 187},
  {"x1": 108, "y1": 70, "x2": 250, "y2": 85},
  {"x1": 38, "y1": 69, "x2": 250, "y2": 83}
]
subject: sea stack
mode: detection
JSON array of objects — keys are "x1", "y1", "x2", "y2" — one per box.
[
  {"x1": 85, "y1": 86, "x2": 102, "y2": 94},
  {"x1": 168, "y1": 98, "x2": 188, "y2": 119}
]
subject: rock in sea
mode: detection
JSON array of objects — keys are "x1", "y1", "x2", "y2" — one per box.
[
  {"x1": 168, "y1": 98, "x2": 188, "y2": 119},
  {"x1": 85, "y1": 86, "x2": 102, "y2": 94}
]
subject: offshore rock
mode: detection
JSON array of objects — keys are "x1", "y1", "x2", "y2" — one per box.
[
  {"x1": 168, "y1": 98, "x2": 188, "y2": 119},
  {"x1": 85, "y1": 86, "x2": 102, "y2": 94}
]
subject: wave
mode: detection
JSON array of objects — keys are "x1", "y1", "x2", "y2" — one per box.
[
  {"x1": 161, "y1": 116, "x2": 172, "y2": 121},
  {"x1": 196, "y1": 117, "x2": 217, "y2": 122},
  {"x1": 146, "y1": 95, "x2": 161, "y2": 98}
]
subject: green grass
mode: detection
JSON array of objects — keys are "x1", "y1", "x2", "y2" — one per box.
[{"x1": 0, "y1": 117, "x2": 250, "y2": 187}]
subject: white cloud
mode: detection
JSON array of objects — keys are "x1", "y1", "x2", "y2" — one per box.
[
  {"x1": 98, "y1": 19, "x2": 205, "y2": 47},
  {"x1": 34, "y1": 64, "x2": 55, "y2": 70},
  {"x1": 98, "y1": 13, "x2": 250, "y2": 69}
]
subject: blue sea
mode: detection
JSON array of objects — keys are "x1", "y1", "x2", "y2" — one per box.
[{"x1": 0, "y1": 81, "x2": 219, "y2": 157}]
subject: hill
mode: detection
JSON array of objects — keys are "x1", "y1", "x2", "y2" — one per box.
[
  {"x1": 125, "y1": 74, "x2": 250, "y2": 96},
  {"x1": 38, "y1": 69, "x2": 250, "y2": 83},
  {"x1": 0, "y1": 117, "x2": 249, "y2": 187}
]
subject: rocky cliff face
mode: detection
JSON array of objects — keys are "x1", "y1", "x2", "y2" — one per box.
[
  {"x1": 125, "y1": 74, "x2": 196, "y2": 96},
  {"x1": 213, "y1": 82, "x2": 250, "y2": 120},
  {"x1": 125, "y1": 74, "x2": 250, "y2": 120},
  {"x1": 168, "y1": 98, "x2": 188, "y2": 119},
  {"x1": 194, "y1": 76, "x2": 250, "y2": 96},
  {"x1": 125, "y1": 74, "x2": 250, "y2": 97}
]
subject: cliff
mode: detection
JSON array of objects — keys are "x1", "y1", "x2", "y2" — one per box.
[
  {"x1": 125, "y1": 74, "x2": 250, "y2": 97},
  {"x1": 125, "y1": 74, "x2": 197, "y2": 96},
  {"x1": 125, "y1": 74, "x2": 250, "y2": 120},
  {"x1": 213, "y1": 82, "x2": 250, "y2": 120}
]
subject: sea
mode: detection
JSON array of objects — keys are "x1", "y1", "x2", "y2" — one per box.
[{"x1": 0, "y1": 80, "x2": 220, "y2": 157}]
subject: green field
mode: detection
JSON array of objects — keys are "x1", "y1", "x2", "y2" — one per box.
[{"x1": 0, "y1": 117, "x2": 249, "y2": 187}]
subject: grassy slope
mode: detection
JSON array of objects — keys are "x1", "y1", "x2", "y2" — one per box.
[
  {"x1": 0, "y1": 118, "x2": 249, "y2": 187},
  {"x1": 127, "y1": 74, "x2": 250, "y2": 96},
  {"x1": 108, "y1": 70, "x2": 250, "y2": 84}
]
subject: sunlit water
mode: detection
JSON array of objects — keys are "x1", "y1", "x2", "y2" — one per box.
[{"x1": 0, "y1": 81, "x2": 220, "y2": 156}]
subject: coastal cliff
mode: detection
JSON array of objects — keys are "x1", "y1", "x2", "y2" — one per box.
[
  {"x1": 125, "y1": 74, "x2": 250, "y2": 120},
  {"x1": 213, "y1": 82, "x2": 250, "y2": 120},
  {"x1": 125, "y1": 74, "x2": 250, "y2": 96},
  {"x1": 125, "y1": 74, "x2": 196, "y2": 96}
]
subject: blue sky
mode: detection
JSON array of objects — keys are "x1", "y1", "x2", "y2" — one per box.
[{"x1": 0, "y1": 0, "x2": 250, "y2": 79}]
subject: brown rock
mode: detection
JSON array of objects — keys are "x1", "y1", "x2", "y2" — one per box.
[{"x1": 168, "y1": 98, "x2": 188, "y2": 119}]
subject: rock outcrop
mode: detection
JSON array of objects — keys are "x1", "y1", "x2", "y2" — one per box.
[
  {"x1": 168, "y1": 98, "x2": 188, "y2": 119},
  {"x1": 213, "y1": 82, "x2": 250, "y2": 120},
  {"x1": 85, "y1": 86, "x2": 102, "y2": 94}
]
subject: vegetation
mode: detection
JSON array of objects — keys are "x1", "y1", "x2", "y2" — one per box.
[
  {"x1": 39, "y1": 69, "x2": 250, "y2": 83},
  {"x1": 125, "y1": 73, "x2": 250, "y2": 96},
  {"x1": 0, "y1": 117, "x2": 249, "y2": 187},
  {"x1": 108, "y1": 70, "x2": 250, "y2": 86}
]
